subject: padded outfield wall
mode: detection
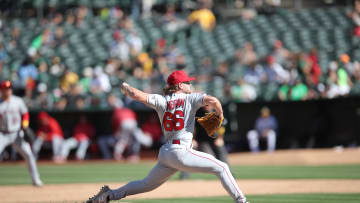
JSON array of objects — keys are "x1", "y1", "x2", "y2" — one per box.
[{"x1": 28, "y1": 97, "x2": 360, "y2": 154}]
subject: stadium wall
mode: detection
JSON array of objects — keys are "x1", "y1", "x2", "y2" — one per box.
[{"x1": 29, "y1": 97, "x2": 360, "y2": 153}]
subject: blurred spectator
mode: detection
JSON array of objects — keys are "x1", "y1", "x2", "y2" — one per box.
[
  {"x1": 239, "y1": 43, "x2": 258, "y2": 66},
  {"x1": 97, "y1": 103, "x2": 152, "y2": 161},
  {"x1": 308, "y1": 48, "x2": 322, "y2": 85},
  {"x1": 278, "y1": 81, "x2": 290, "y2": 101},
  {"x1": 247, "y1": 106, "x2": 278, "y2": 153},
  {"x1": 243, "y1": 62, "x2": 266, "y2": 85},
  {"x1": 49, "y1": 56, "x2": 65, "y2": 77},
  {"x1": 110, "y1": 31, "x2": 130, "y2": 63},
  {"x1": 340, "y1": 54, "x2": 354, "y2": 75},
  {"x1": 337, "y1": 63, "x2": 352, "y2": 96},
  {"x1": 348, "y1": 0, "x2": 360, "y2": 37},
  {"x1": 231, "y1": 79, "x2": 257, "y2": 102},
  {"x1": 34, "y1": 83, "x2": 53, "y2": 109},
  {"x1": 57, "y1": 116, "x2": 95, "y2": 162},
  {"x1": 90, "y1": 66, "x2": 111, "y2": 93},
  {"x1": 290, "y1": 79, "x2": 308, "y2": 101},
  {"x1": 60, "y1": 68, "x2": 79, "y2": 94},
  {"x1": 18, "y1": 57, "x2": 38, "y2": 90},
  {"x1": 78, "y1": 67, "x2": 93, "y2": 94},
  {"x1": 127, "y1": 31, "x2": 143, "y2": 56},
  {"x1": 264, "y1": 55, "x2": 289, "y2": 84},
  {"x1": 137, "y1": 52, "x2": 154, "y2": 76},
  {"x1": 53, "y1": 27, "x2": 66, "y2": 47},
  {"x1": 28, "y1": 28, "x2": 53, "y2": 57},
  {"x1": 213, "y1": 62, "x2": 229, "y2": 79},
  {"x1": 187, "y1": 0, "x2": 216, "y2": 31},
  {"x1": 271, "y1": 40, "x2": 291, "y2": 66},
  {"x1": 142, "y1": 0, "x2": 156, "y2": 17},
  {"x1": 32, "y1": 111, "x2": 64, "y2": 160},
  {"x1": 54, "y1": 97, "x2": 68, "y2": 110},
  {"x1": 64, "y1": 11, "x2": 76, "y2": 27},
  {"x1": 110, "y1": 6, "x2": 124, "y2": 19},
  {"x1": 37, "y1": 60, "x2": 50, "y2": 84},
  {"x1": 161, "y1": 4, "x2": 187, "y2": 33},
  {"x1": 76, "y1": 6, "x2": 92, "y2": 27},
  {"x1": 66, "y1": 84, "x2": 84, "y2": 109}
]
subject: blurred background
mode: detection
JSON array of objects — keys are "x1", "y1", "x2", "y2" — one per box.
[{"x1": 0, "y1": 0, "x2": 360, "y2": 162}]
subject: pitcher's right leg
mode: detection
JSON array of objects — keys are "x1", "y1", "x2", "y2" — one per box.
[
  {"x1": 177, "y1": 148, "x2": 247, "y2": 203},
  {"x1": 108, "y1": 162, "x2": 177, "y2": 200}
]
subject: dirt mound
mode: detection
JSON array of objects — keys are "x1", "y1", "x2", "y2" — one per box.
[
  {"x1": 1, "y1": 179, "x2": 360, "y2": 203},
  {"x1": 228, "y1": 148, "x2": 360, "y2": 165}
]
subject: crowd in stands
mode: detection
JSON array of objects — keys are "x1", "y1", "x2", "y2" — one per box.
[
  {"x1": 0, "y1": 0, "x2": 360, "y2": 113},
  {"x1": 2, "y1": 0, "x2": 360, "y2": 161}
]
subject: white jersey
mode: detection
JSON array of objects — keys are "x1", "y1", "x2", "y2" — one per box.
[
  {"x1": 0, "y1": 95, "x2": 27, "y2": 133},
  {"x1": 147, "y1": 92, "x2": 205, "y2": 144}
]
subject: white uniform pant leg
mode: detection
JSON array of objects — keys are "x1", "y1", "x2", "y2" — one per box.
[
  {"x1": 175, "y1": 148, "x2": 246, "y2": 202},
  {"x1": 122, "y1": 120, "x2": 152, "y2": 147},
  {"x1": 247, "y1": 130, "x2": 260, "y2": 152},
  {"x1": 60, "y1": 138, "x2": 78, "y2": 159},
  {"x1": 32, "y1": 137, "x2": 44, "y2": 158},
  {"x1": 0, "y1": 133, "x2": 13, "y2": 154},
  {"x1": 52, "y1": 136, "x2": 63, "y2": 157},
  {"x1": 114, "y1": 131, "x2": 130, "y2": 159},
  {"x1": 109, "y1": 162, "x2": 177, "y2": 200},
  {"x1": 75, "y1": 140, "x2": 89, "y2": 160},
  {"x1": 13, "y1": 133, "x2": 41, "y2": 184},
  {"x1": 266, "y1": 130, "x2": 276, "y2": 152}
]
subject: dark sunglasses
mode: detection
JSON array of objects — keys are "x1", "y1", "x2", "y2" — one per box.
[{"x1": 183, "y1": 81, "x2": 191, "y2": 85}]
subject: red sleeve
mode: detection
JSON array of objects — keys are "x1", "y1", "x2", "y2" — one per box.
[
  {"x1": 112, "y1": 109, "x2": 121, "y2": 132},
  {"x1": 21, "y1": 112, "x2": 30, "y2": 128},
  {"x1": 22, "y1": 112, "x2": 30, "y2": 122},
  {"x1": 48, "y1": 119, "x2": 63, "y2": 137}
]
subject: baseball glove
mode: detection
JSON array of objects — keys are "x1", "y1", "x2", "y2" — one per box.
[{"x1": 196, "y1": 112, "x2": 224, "y2": 138}]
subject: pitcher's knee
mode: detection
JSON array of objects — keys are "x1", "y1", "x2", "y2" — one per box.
[{"x1": 214, "y1": 161, "x2": 230, "y2": 174}]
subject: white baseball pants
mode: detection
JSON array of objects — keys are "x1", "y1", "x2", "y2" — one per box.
[
  {"x1": 247, "y1": 129, "x2": 276, "y2": 152},
  {"x1": 60, "y1": 138, "x2": 90, "y2": 160},
  {"x1": 33, "y1": 135, "x2": 63, "y2": 158},
  {"x1": 109, "y1": 142, "x2": 246, "y2": 203},
  {"x1": 0, "y1": 131, "x2": 42, "y2": 185}
]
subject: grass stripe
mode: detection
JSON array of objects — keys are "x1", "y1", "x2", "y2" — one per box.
[
  {"x1": 0, "y1": 163, "x2": 359, "y2": 185},
  {"x1": 115, "y1": 193, "x2": 360, "y2": 203}
]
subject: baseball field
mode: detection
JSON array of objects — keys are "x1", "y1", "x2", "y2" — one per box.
[{"x1": 1, "y1": 148, "x2": 360, "y2": 203}]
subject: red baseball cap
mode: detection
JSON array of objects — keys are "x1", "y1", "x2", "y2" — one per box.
[
  {"x1": 167, "y1": 70, "x2": 195, "y2": 86},
  {"x1": 0, "y1": 80, "x2": 12, "y2": 89}
]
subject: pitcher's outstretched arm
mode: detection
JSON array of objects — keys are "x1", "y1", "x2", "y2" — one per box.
[{"x1": 121, "y1": 82, "x2": 149, "y2": 105}]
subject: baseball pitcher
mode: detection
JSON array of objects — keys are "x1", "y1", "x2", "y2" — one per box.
[
  {"x1": 87, "y1": 70, "x2": 248, "y2": 203},
  {"x1": 0, "y1": 80, "x2": 43, "y2": 186}
]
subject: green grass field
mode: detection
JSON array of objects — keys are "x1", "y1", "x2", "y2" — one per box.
[
  {"x1": 1, "y1": 162, "x2": 360, "y2": 202},
  {"x1": 0, "y1": 162, "x2": 359, "y2": 185},
  {"x1": 117, "y1": 193, "x2": 360, "y2": 203}
]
